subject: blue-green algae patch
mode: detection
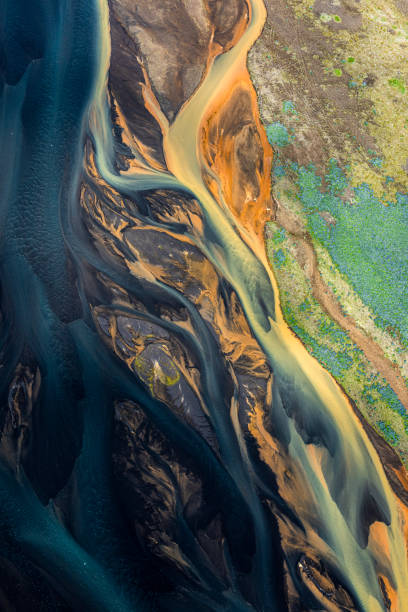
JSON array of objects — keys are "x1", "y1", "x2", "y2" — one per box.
[
  {"x1": 368, "y1": 156, "x2": 383, "y2": 168},
  {"x1": 274, "y1": 164, "x2": 286, "y2": 177},
  {"x1": 282, "y1": 100, "x2": 297, "y2": 115},
  {"x1": 377, "y1": 420, "x2": 400, "y2": 446},
  {"x1": 273, "y1": 153, "x2": 287, "y2": 177},
  {"x1": 266, "y1": 122, "x2": 291, "y2": 146}
]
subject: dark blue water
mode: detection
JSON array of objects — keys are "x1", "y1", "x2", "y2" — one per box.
[
  {"x1": 0, "y1": 2, "x2": 143, "y2": 609},
  {"x1": 0, "y1": 0, "x2": 96, "y2": 491}
]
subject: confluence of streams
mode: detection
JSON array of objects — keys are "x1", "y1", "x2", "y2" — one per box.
[{"x1": 92, "y1": 0, "x2": 408, "y2": 609}]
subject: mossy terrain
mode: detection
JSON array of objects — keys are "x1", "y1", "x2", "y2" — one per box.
[
  {"x1": 249, "y1": 0, "x2": 408, "y2": 463},
  {"x1": 266, "y1": 215, "x2": 408, "y2": 462},
  {"x1": 294, "y1": 159, "x2": 408, "y2": 342}
]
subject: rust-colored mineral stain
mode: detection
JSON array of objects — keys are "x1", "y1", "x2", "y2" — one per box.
[{"x1": 199, "y1": 71, "x2": 273, "y2": 237}]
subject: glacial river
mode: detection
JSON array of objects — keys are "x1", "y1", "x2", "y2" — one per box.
[{"x1": 0, "y1": 0, "x2": 407, "y2": 609}]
